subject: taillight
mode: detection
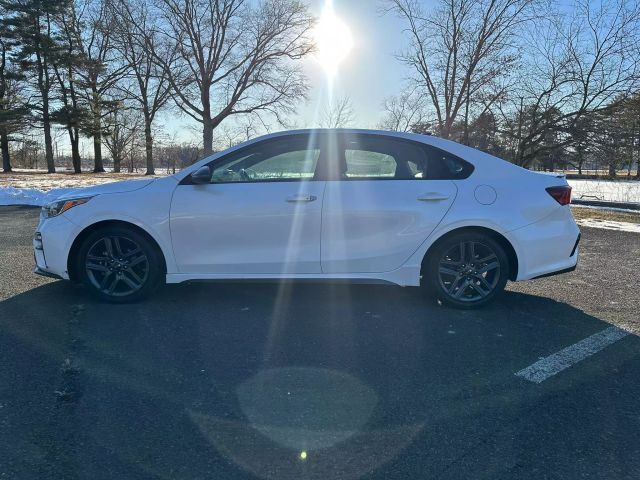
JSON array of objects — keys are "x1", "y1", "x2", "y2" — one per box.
[{"x1": 546, "y1": 185, "x2": 572, "y2": 205}]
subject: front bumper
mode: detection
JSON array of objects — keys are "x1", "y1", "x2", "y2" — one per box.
[
  {"x1": 32, "y1": 214, "x2": 79, "y2": 280},
  {"x1": 34, "y1": 265, "x2": 63, "y2": 280}
]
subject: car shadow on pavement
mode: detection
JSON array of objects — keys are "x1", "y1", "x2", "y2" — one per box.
[{"x1": 1, "y1": 281, "x2": 638, "y2": 480}]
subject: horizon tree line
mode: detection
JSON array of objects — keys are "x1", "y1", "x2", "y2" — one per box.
[
  {"x1": 0, "y1": 0, "x2": 314, "y2": 174},
  {"x1": 1, "y1": 0, "x2": 639, "y2": 176}
]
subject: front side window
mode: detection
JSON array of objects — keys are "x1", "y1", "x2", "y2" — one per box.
[{"x1": 209, "y1": 138, "x2": 320, "y2": 183}]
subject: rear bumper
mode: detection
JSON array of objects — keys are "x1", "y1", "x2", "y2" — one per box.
[
  {"x1": 531, "y1": 264, "x2": 576, "y2": 280},
  {"x1": 508, "y1": 207, "x2": 580, "y2": 281}
]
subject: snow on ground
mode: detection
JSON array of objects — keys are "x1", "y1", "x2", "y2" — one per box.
[
  {"x1": 1, "y1": 169, "x2": 158, "y2": 191},
  {"x1": 0, "y1": 186, "x2": 79, "y2": 206},
  {"x1": 575, "y1": 218, "x2": 640, "y2": 233},
  {"x1": 568, "y1": 179, "x2": 640, "y2": 204},
  {"x1": 0, "y1": 170, "x2": 166, "y2": 206}
]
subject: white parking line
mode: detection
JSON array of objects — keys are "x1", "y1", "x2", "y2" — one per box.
[{"x1": 515, "y1": 326, "x2": 630, "y2": 383}]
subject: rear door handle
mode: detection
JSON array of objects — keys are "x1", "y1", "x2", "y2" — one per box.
[
  {"x1": 418, "y1": 193, "x2": 450, "y2": 202},
  {"x1": 286, "y1": 194, "x2": 317, "y2": 203}
]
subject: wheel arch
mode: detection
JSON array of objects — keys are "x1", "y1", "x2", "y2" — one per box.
[
  {"x1": 67, "y1": 220, "x2": 167, "y2": 282},
  {"x1": 420, "y1": 226, "x2": 519, "y2": 282}
]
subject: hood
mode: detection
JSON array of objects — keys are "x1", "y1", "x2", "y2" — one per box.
[{"x1": 55, "y1": 179, "x2": 155, "y2": 201}]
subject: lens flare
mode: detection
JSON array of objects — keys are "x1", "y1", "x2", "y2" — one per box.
[{"x1": 314, "y1": 1, "x2": 353, "y2": 79}]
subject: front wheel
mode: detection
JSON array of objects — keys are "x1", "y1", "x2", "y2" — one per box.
[
  {"x1": 424, "y1": 232, "x2": 509, "y2": 309},
  {"x1": 76, "y1": 226, "x2": 163, "y2": 303}
]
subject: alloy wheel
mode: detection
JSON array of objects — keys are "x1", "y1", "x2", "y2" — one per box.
[
  {"x1": 85, "y1": 236, "x2": 149, "y2": 297},
  {"x1": 437, "y1": 240, "x2": 500, "y2": 303}
]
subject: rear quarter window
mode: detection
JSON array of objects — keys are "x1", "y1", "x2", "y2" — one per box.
[{"x1": 423, "y1": 145, "x2": 474, "y2": 180}]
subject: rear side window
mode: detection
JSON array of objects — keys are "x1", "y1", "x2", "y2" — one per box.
[
  {"x1": 345, "y1": 150, "x2": 397, "y2": 178},
  {"x1": 341, "y1": 136, "x2": 427, "y2": 180},
  {"x1": 423, "y1": 145, "x2": 474, "y2": 180}
]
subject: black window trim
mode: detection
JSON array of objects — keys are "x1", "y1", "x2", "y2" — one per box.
[{"x1": 179, "y1": 132, "x2": 475, "y2": 185}]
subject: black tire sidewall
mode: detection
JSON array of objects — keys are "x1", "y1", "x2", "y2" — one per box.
[
  {"x1": 425, "y1": 232, "x2": 509, "y2": 309},
  {"x1": 77, "y1": 226, "x2": 163, "y2": 303}
]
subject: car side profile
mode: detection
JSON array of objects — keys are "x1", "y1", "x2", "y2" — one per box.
[{"x1": 33, "y1": 129, "x2": 580, "y2": 308}]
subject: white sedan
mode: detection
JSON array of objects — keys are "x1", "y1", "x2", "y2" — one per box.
[{"x1": 33, "y1": 129, "x2": 580, "y2": 308}]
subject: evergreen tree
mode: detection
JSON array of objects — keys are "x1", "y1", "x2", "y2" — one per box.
[
  {"x1": 0, "y1": 12, "x2": 29, "y2": 172},
  {"x1": 0, "y1": 0, "x2": 71, "y2": 173}
]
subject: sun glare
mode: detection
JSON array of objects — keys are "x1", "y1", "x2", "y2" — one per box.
[{"x1": 314, "y1": 1, "x2": 353, "y2": 79}]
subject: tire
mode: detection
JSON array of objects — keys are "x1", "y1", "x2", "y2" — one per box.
[
  {"x1": 76, "y1": 225, "x2": 164, "y2": 303},
  {"x1": 424, "y1": 231, "x2": 509, "y2": 309}
]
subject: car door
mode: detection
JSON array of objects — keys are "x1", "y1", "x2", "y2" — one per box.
[
  {"x1": 170, "y1": 135, "x2": 325, "y2": 274},
  {"x1": 321, "y1": 134, "x2": 458, "y2": 273}
]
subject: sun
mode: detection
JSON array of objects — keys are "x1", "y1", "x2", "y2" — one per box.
[{"x1": 314, "y1": 2, "x2": 353, "y2": 78}]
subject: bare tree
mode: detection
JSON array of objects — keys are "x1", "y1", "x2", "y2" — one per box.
[
  {"x1": 319, "y1": 95, "x2": 355, "y2": 128},
  {"x1": 378, "y1": 89, "x2": 426, "y2": 132},
  {"x1": 110, "y1": 0, "x2": 173, "y2": 175},
  {"x1": 51, "y1": 3, "x2": 90, "y2": 173},
  {"x1": 385, "y1": 0, "x2": 537, "y2": 139},
  {"x1": 146, "y1": 0, "x2": 314, "y2": 155},
  {"x1": 502, "y1": 0, "x2": 640, "y2": 167},
  {"x1": 103, "y1": 106, "x2": 140, "y2": 172},
  {"x1": 74, "y1": 0, "x2": 129, "y2": 172}
]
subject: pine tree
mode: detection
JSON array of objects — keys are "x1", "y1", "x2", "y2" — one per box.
[
  {"x1": 0, "y1": 0, "x2": 71, "y2": 173},
  {"x1": 0, "y1": 6, "x2": 29, "y2": 173}
]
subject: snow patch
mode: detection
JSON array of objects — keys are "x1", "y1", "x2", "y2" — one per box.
[
  {"x1": 568, "y1": 179, "x2": 640, "y2": 204},
  {"x1": 0, "y1": 186, "x2": 79, "y2": 206},
  {"x1": 576, "y1": 218, "x2": 640, "y2": 233}
]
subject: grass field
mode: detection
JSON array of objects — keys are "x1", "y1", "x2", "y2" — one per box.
[{"x1": 571, "y1": 206, "x2": 640, "y2": 224}]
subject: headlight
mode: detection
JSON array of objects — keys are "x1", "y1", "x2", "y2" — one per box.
[{"x1": 41, "y1": 196, "x2": 94, "y2": 219}]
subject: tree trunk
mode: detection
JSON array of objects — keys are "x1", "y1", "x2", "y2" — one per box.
[
  {"x1": 203, "y1": 118, "x2": 213, "y2": 156},
  {"x1": 42, "y1": 104, "x2": 55, "y2": 173},
  {"x1": 92, "y1": 90, "x2": 105, "y2": 172},
  {"x1": 462, "y1": 88, "x2": 470, "y2": 145},
  {"x1": 68, "y1": 128, "x2": 81, "y2": 174},
  {"x1": 113, "y1": 151, "x2": 121, "y2": 173},
  {"x1": 1, "y1": 128, "x2": 11, "y2": 172},
  {"x1": 577, "y1": 152, "x2": 583, "y2": 175},
  {"x1": 144, "y1": 115, "x2": 154, "y2": 175},
  {"x1": 128, "y1": 149, "x2": 134, "y2": 173},
  {"x1": 93, "y1": 128, "x2": 104, "y2": 172},
  {"x1": 608, "y1": 163, "x2": 617, "y2": 178}
]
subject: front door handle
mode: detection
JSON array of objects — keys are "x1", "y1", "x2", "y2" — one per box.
[
  {"x1": 418, "y1": 193, "x2": 450, "y2": 202},
  {"x1": 286, "y1": 194, "x2": 317, "y2": 203}
]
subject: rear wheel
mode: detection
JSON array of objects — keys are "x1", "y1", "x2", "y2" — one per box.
[
  {"x1": 424, "y1": 232, "x2": 509, "y2": 309},
  {"x1": 77, "y1": 226, "x2": 163, "y2": 303}
]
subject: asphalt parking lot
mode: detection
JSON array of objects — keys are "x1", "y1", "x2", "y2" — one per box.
[{"x1": 1, "y1": 205, "x2": 639, "y2": 480}]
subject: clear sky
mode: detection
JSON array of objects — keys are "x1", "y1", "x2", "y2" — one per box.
[
  {"x1": 163, "y1": 0, "x2": 414, "y2": 144},
  {"x1": 298, "y1": 0, "x2": 412, "y2": 128}
]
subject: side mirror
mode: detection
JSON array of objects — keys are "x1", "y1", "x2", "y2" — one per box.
[{"x1": 190, "y1": 166, "x2": 211, "y2": 185}]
